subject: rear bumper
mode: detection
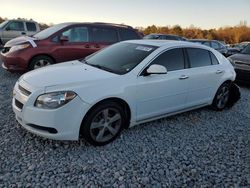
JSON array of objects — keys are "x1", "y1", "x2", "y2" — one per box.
[{"x1": 235, "y1": 68, "x2": 250, "y2": 83}]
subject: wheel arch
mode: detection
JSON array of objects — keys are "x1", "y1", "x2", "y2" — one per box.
[
  {"x1": 28, "y1": 54, "x2": 56, "y2": 68},
  {"x1": 80, "y1": 97, "x2": 132, "y2": 135}
]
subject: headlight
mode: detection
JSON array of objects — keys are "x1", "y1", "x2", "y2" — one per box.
[
  {"x1": 227, "y1": 57, "x2": 235, "y2": 67},
  {"x1": 9, "y1": 43, "x2": 30, "y2": 53},
  {"x1": 35, "y1": 91, "x2": 76, "y2": 109}
]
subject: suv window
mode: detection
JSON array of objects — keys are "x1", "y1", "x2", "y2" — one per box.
[
  {"x1": 210, "y1": 52, "x2": 219, "y2": 65},
  {"x1": 26, "y1": 22, "x2": 37, "y2": 31},
  {"x1": 91, "y1": 27, "x2": 118, "y2": 43},
  {"x1": 62, "y1": 26, "x2": 89, "y2": 42},
  {"x1": 151, "y1": 48, "x2": 185, "y2": 71},
  {"x1": 6, "y1": 21, "x2": 24, "y2": 31},
  {"x1": 211, "y1": 42, "x2": 220, "y2": 49},
  {"x1": 187, "y1": 48, "x2": 212, "y2": 68},
  {"x1": 119, "y1": 28, "x2": 139, "y2": 41}
]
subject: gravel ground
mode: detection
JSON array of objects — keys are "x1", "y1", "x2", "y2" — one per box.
[{"x1": 0, "y1": 66, "x2": 250, "y2": 188}]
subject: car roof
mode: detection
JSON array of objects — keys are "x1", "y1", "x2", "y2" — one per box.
[
  {"x1": 52, "y1": 22, "x2": 134, "y2": 29},
  {"x1": 125, "y1": 39, "x2": 206, "y2": 48}
]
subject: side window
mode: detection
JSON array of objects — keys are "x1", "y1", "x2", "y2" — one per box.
[
  {"x1": 26, "y1": 22, "x2": 37, "y2": 31},
  {"x1": 91, "y1": 27, "x2": 118, "y2": 43},
  {"x1": 187, "y1": 48, "x2": 212, "y2": 68},
  {"x1": 202, "y1": 41, "x2": 211, "y2": 47},
  {"x1": 210, "y1": 52, "x2": 219, "y2": 65},
  {"x1": 6, "y1": 21, "x2": 24, "y2": 31},
  {"x1": 211, "y1": 42, "x2": 220, "y2": 49},
  {"x1": 62, "y1": 26, "x2": 89, "y2": 42},
  {"x1": 119, "y1": 29, "x2": 139, "y2": 41},
  {"x1": 165, "y1": 36, "x2": 177, "y2": 40},
  {"x1": 151, "y1": 48, "x2": 185, "y2": 71}
]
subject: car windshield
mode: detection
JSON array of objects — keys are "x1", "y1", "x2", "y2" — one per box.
[
  {"x1": 33, "y1": 24, "x2": 67, "y2": 39},
  {"x1": 84, "y1": 42, "x2": 157, "y2": 75},
  {"x1": 241, "y1": 44, "x2": 250, "y2": 54},
  {"x1": 0, "y1": 20, "x2": 8, "y2": 29}
]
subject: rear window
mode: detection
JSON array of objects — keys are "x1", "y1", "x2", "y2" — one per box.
[
  {"x1": 187, "y1": 48, "x2": 212, "y2": 68},
  {"x1": 210, "y1": 52, "x2": 219, "y2": 65},
  {"x1": 119, "y1": 29, "x2": 139, "y2": 41},
  {"x1": 26, "y1": 22, "x2": 37, "y2": 31},
  {"x1": 91, "y1": 27, "x2": 118, "y2": 43}
]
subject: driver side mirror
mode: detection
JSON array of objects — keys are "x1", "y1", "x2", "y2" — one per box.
[
  {"x1": 60, "y1": 35, "x2": 69, "y2": 42},
  {"x1": 144, "y1": 64, "x2": 167, "y2": 76}
]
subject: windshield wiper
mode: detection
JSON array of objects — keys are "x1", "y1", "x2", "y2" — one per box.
[{"x1": 82, "y1": 60, "x2": 117, "y2": 74}]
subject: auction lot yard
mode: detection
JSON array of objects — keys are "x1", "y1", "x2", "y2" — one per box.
[{"x1": 0, "y1": 66, "x2": 249, "y2": 187}]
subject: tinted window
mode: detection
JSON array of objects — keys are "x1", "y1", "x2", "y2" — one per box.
[
  {"x1": 119, "y1": 29, "x2": 139, "y2": 41},
  {"x1": 85, "y1": 43, "x2": 156, "y2": 74},
  {"x1": 26, "y1": 22, "x2": 36, "y2": 31},
  {"x1": 91, "y1": 27, "x2": 118, "y2": 43},
  {"x1": 62, "y1": 26, "x2": 89, "y2": 42},
  {"x1": 241, "y1": 44, "x2": 250, "y2": 54},
  {"x1": 210, "y1": 52, "x2": 219, "y2": 65},
  {"x1": 151, "y1": 48, "x2": 185, "y2": 71},
  {"x1": 202, "y1": 41, "x2": 211, "y2": 47},
  {"x1": 211, "y1": 42, "x2": 220, "y2": 49},
  {"x1": 144, "y1": 35, "x2": 160, "y2": 39},
  {"x1": 165, "y1": 35, "x2": 178, "y2": 40},
  {"x1": 187, "y1": 48, "x2": 212, "y2": 68},
  {"x1": 7, "y1": 21, "x2": 24, "y2": 31}
]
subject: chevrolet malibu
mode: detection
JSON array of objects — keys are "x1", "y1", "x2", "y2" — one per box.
[{"x1": 13, "y1": 40, "x2": 236, "y2": 146}]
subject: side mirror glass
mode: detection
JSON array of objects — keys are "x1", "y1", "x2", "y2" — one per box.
[
  {"x1": 145, "y1": 64, "x2": 167, "y2": 76},
  {"x1": 60, "y1": 35, "x2": 69, "y2": 42}
]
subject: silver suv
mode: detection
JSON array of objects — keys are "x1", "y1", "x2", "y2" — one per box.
[{"x1": 0, "y1": 19, "x2": 40, "y2": 45}]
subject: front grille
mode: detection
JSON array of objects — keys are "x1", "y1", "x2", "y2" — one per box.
[
  {"x1": 18, "y1": 85, "x2": 31, "y2": 96},
  {"x1": 1, "y1": 47, "x2": 10, "y2": 54},
  {"x1": 15, "y1": 99, "x2": 24, "y2": 110},
  {"x1": 27, "y1": 124, "x2": 58, "y2": 134}
]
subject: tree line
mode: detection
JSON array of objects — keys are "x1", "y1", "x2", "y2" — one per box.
[{"x1": 139, "y1": 22, "x2": 250, "y2": 44}]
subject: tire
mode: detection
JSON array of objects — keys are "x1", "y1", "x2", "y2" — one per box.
[
  {"x1": 212, "y1": 82, "x2": 231, "y2": 111},
  {"x1": 29, "y1": 55, "x2": 54, "y2": 70},
  {"x1": 81, "y1": 101, "x2": 126, "y2": 146}
]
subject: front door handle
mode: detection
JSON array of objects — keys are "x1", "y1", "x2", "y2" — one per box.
[
  {"x1": 216, "y1": 70, "x2": 223, "y2": 74},
  {"x1": 179, "y1": 75, "x2": 189, "y2": 80}
]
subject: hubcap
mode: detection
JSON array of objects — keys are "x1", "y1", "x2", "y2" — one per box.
[
  {"x1": 34, "y1": 59, "x2": 51, "y2": 69},
  {"x1": 90, "y1": 108, "x2": 122, "y2": 143},
  {"x1": 217, "y1": 86, "x2": 229, "y2": 109}
]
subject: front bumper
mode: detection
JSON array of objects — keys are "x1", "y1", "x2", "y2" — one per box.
[
  {"x1": 12, "y1": 81, "x2": 90, "y2": 140},
  {"x1": 0, "y1": 52, "x2": 28, "y2": 72}
]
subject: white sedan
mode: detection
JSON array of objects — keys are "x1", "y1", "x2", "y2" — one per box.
[{"x1": 13, "y1": 40, "x2": 236, "y2": 146}]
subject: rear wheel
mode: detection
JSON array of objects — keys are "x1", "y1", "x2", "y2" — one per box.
[
  {"x1": 81, "y1": 101, "x2": 126, "y2": 146},
  {"x1": 29, "y1": 55, "x2": 54, "y2": 70},
  {"x1": 212, "y1": 82, "x2": 230, "y2": 110}
]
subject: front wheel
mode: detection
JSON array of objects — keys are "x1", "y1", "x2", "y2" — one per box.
[
  {"x1": 29, "y1": 55, "x2": 54, "y2": 70},
  {"x1": 81, "y1": 102, "x2": 126, "y2": 146},
  {"x1": 212, "y1": 82, "x2": 230, "y2": 110}
]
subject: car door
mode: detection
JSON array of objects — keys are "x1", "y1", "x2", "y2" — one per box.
[
  {"x1": 52, "y1": 25, "x2": 95, "y2": 62},
  {"x1": 89, "y1": 26, "x2": 119, "y2": 51},
  {"x1": 185, "y1": 48, "x2": 223, "y2": 107},
  {"x1": 136, "y1": 48, "x2": 189, "y2": 121},
  {"x1": 2, "y1": 21, "x2": 25, "y2": 43}
]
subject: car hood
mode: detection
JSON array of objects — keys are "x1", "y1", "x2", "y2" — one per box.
[
  {"x1": 4, "y1": 36, "x2": 37, "y2": 47},
  {"x1": 230, "y1": 53, "x2": 250, "y2": 64},
  {"x1": 22, "y1": 60, "x2": 118, "y2": 88}
]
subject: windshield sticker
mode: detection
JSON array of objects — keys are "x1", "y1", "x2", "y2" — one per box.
[{"x1": 135, "y1": 46, "x2": 153, "y2": 52}]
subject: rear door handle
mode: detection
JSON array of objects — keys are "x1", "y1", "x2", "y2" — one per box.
[
  {"x1": 21, "y1": 32, "x2": 26, "y2": 35},
  {"x1": 179, "y1": 75, "x2": 189, "y2": 80},
  {"x1": 216, "y1": 70, "x2": 223, "y2": 74}
]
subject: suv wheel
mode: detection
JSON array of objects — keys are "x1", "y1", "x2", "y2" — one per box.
[
  {"x1": 29, "y1": 55, "x2": 54, "y2": 70},
  {"x1": 81, "y1": 101, "x2": 126, "y2": 146}
]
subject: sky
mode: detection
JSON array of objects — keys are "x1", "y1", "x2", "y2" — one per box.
[{"x1": 0, "y1": 0, "x2": 250, "y2": 29}]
